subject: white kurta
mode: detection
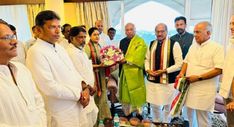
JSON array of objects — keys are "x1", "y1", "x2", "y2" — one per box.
[
  {"x1": 57, "y1": 37, "x2": 69, "y2": 49},
  {"x1": 26, "y1": 39, "x2": 83, "y2": 127},
  {"x1": 219, "y1": 39, "x2": 234, "y2": 99},
  {"x1": 0, "y1": 62, "x2": 46, "y2": 127},
  {"x1": 145, "y1": 39, "x2": 183, "y2": 105},
  {"x1": 99, "y1": 32, "x2": 111, "y2": 47},
  {"x1": 184, "y1": 39, "x2": 224, "y2": 111},
  {"x1": 66, "y1": 44, "x2": 98, "y2": 127}
]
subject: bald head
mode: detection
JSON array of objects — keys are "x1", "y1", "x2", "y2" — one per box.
[
  {"x1": 194, "y1": 21, "x2": 212, "y2": 44},
  {"x1": 155, "y1": 23, "x2": 168, "y2": 41},
  {"x1": 95, "y1": 20, "x2": 104, "y2": 33},
  {"x1": 230, "y1": 15, "x2": 234, "y2": 36},
  {"x1": 125, "y1": 23, "x2": 136, "y2": 39}
]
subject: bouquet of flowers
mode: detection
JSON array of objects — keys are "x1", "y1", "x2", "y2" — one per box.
[
  {"x1": 100, "y1": 45, "x2": 124, "y2": 66},
  {"x1": 100, "y1": 45, "x2": 124, "y2": 78}
]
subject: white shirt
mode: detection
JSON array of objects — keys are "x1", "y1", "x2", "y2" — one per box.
[
  {"x1": 184, "y1": 39, "x2": 224, "y2": 111},
  {"x1": 0, "y1": 62, "x2": 46, "y2": 127},
  {"x1": 24, "y1": 38, "x2": 37, "y2": 51},
  {"x1": 66, "y1": 44, "x2": 98, "y2": 127},
  {"x1": 99, "y1": 32, "x2": 111, "y2": 47},
  {"x1": 57, "y1": 37, "x2": 69, "y2": 49},
  {"x1": 219, "y1": 39, "x2": 234, "y2": 98},
  {"x1": 26, "y1": 38, "x2": 83, "y2": 127}
]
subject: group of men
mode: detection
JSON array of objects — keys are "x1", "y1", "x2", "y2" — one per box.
[{"x1": 0, "y1": 9, "x2": 234, "y2": 127}]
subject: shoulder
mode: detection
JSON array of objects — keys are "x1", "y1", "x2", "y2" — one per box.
[
  {"x1": 185, "y1": 32, "x2": 194, "y2": 37},
  {"x1": 11, "y1": 61, "x2": 30, "y2": 74},
  {"x1": 170, "y1": 34, "x2": 177, "y2": 40}
]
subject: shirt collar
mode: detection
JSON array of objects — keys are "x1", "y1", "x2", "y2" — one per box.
[
  {"x1": 0, "y1": 62, "x2": 17, "y2": 76},
  {"x1": 197, "y1": 39, "x2": 210, "y2": 47},
  {"x1": 37, "y1": 38, "x2": 57, "y2": 49}
]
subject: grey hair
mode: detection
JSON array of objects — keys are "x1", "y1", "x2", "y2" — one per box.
[
  {"x1": 155, "y1": 23, "x2": 168, "y2": 32},
  {"x1": 198, "y1": 21, "x2": 212, "y2": 33}
]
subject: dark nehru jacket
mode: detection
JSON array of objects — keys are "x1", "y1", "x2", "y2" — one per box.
[
  {"x1": 170, "y1": 32, "x2": 193, "y2": 59},
  {"x1": 147, "y1": 39, "x2": 179, "y2": 83},
  {"x1": 119, "y1": 37, "x2": 131, "y2": 76}
]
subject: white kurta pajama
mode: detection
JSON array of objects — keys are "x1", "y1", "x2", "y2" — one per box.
[
  {"x1": 184, "y1": 39, "x2": 224, "y2": 127},
  {"x1": 26, "y1": 39, "x2": 83, "y2": 127},
  {"x1": 0, "y1": 62, "x2": 46, "y2": 127},
  {"x1": 66, "y1": 44, "x2": 98, "y2": 127},
  {"x1": 145, "y1": 38, "x2": 183, "y2": 122}
]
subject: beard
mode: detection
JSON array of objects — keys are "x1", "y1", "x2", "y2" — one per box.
[
  {"x1": 80, "y1": 41, "x2": 85, "y2": 47},
  {"x1": 176, "y1": 28, "x2": 185, "y2": 35}
]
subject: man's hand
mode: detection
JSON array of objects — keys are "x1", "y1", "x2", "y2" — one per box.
[
  {"x1": 176, "y1": 73, "x2": 184, "y2": 79},
  {"x1": 226, "y1": 101, "x2": 234, "y2": 111},
  {"x1": 186, "y1": 75, "x2": 199, "y2": 83},
  {"x1": 155, "y1": 69, "x2": 167, "y2": 76},
  {"x1": 79, "y1": 88, "x2": 90, "y2": 108},
  {"x1": 89, "y1": 85, "x2": 97, "y2": 96},
  {"x1": 118, "y1": 58, "x2": 127, "y2": 64}
]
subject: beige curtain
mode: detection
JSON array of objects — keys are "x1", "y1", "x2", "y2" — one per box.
[
  {"x1": 27, "y1": 4, "x2": 45, "y2": 30},
  {"x1": 76, "y1": 1, "x2": 110, "y2": 34}
]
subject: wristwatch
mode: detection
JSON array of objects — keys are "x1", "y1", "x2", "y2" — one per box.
[{"x1": 198, "y1": 75, "x2": 203, "y2": 81}]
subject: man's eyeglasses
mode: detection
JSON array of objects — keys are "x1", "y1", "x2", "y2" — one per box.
[{"x1": 0, "y1": 35, "x2": 16, "y2": 42}]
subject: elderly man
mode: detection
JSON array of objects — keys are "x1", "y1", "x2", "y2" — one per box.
[
  {"x1": 119, "y1": 23, "x2": 147, "y2": 117},
  {"x1": 170, "y1": 16, "x2": 194, "y2": 59},
  {"x1": 178, "y1": 21, "x2": 224, "y2": 127},
  {"x1": 219, "y1": 15, "x2": 234, "y2": 127},
  {"x1": 0, "y1": 19, "x2": 46, "y2": 126},
  {"x1": 95, "y1": 20, "x2": 111, "y2": 47},
  {"x1": 26, "y1": 10, "x2": 90, "y2": 127},
  {"x1": 145, "y1": 23, "x2": 183, "y2": 122}
]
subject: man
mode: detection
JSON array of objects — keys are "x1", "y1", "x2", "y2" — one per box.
[
  {"x1": 66, "y1": 26, "x2": 98, "y2": 127},
  {"x1": 95, "y1": 20, "x2": 111, "y2": 47},
  {"x1": 170, "y1": 16, "x2": 194, "y2": 59},
  {"x1": 219, "y1": 15, "x2": 234, "y2": 127},
  {"x1": 107, "y1": 27, "x2": 119, "y2": 47},
  {"x1": 58, "y1": 23, "x2": 71, "y2": 48},
  {"x1": 145, "y1": 23, "x2": 183, "y2": 122},
  {"x1": 9, "y1": 24, "x2": 27, "y2": 64},
  {"x1": 0, "y1": 19, "x2": 46, "y2": 126},
  {"x1": 119, "y1": 23, "x2": 147, "y2": 117},
  {"x1": 25, "y1": 25, "x2": 39, "y2": 50},
  {"x1": 26, "y1": 10, "x2": 90, "y2": 127},
  {"x1": 178, "y1": 21, "x2": 224, "y2": 127}
]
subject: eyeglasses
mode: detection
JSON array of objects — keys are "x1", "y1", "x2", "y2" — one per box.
[{"x1": 0, "y1": 35, "x2": 16, "y2": 42}]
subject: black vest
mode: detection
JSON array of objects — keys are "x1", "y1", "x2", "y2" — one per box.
[{"x1": 147, "y1": 39, "x2": 179, "y2": 83}]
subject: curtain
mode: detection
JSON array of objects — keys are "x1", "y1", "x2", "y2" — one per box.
[
  {"x1": 211, "y1": 0, "x2": 232, "y2": 50},
  {"x1": 75, "y1": 1, "x2": 110, "y2": 33},
  {"x1": 0, "y1": 5, "x2": 31, "y2": 42},
  {"x1": 27, "y1": 4, "x2": 45, "y2": 31}
]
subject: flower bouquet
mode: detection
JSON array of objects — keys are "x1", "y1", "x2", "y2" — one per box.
[
  {"x1": 100, "y1": 45, "x2": 124, "y2": 77},
  {"x1": 100, "y1": 45, "x2": 124, "y2": 66}
]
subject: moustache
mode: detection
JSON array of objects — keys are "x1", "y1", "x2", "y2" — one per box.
[
  {"x1": 10, "y1": 44, "x2": 17, "y2": 50},
  {"x1": 176, "y1": 28, "x2": 185, "y2": 35}
]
